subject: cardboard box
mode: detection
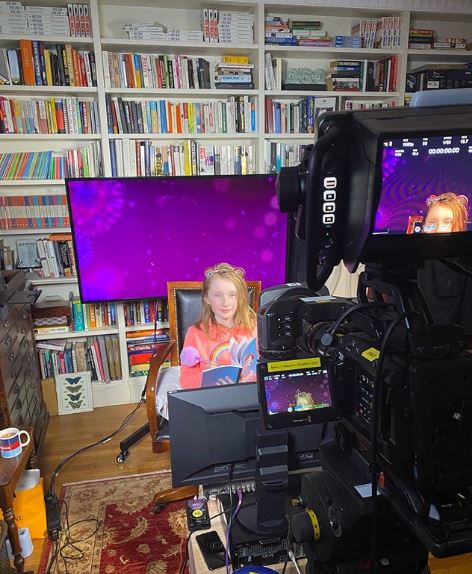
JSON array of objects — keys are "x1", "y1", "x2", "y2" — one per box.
[{"x1": 41, "y1": 377, "x2": 58, "y2": 416}]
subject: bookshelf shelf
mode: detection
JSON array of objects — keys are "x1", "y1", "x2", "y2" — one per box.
[
  {"x1": 101, "y1": 37, "x2": 259, "y2": 54},
  {"x1": 0, "y1": 34, "x2": 93, "y2": 45},
  {"x1": 125, "y1": 322, "x2": 169, "y2": 332},
  {"x1": 0, "y1": 134, "x2": 101, "y2": 140},
  {"x1": 1, "y1": 180, "x2": 65, "y2": 186},
  {"x1": 107, "y1": 132, "x2": 258, "y2": 139},
  {"x1": 34, "y1": 326, "x2": 120, "y2": 341},
  {"x1": 0, "y1": 86, "x2": 98, "y2": 94},
  {"x1": 265, "y1": 46, "x2": 402, "y2": 59},
  {"x1": 0, "y1": 227, "x2": 71, "y2": 235},
  {"x1": 27, "y1": 276, "x2": 78, "y2": 286},
  {"x1": 104, "y1": 87, "x2": 259, "y2": 96},
  {"x1": 265, "y1": 90, "x2": 400, "y2": 98},
  {"x1": 264, "y1": 133, "x2": 314, "y2": 140},
  {"x1": 407, "y1": 49, "x2": 472, "y2": 60}
]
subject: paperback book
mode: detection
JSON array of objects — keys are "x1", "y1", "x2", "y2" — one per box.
[{"x1": 201, "y1": 336, "x2": 257, "y2": 387}]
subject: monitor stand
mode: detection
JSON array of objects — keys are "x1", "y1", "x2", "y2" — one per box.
[{"x1": 234, "y1": 428, "x2": 289, "y2": 537}]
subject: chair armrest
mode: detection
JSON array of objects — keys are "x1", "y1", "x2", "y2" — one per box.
[{"x1": 145, "y1": 340, "x2": 175, "y2": 448}]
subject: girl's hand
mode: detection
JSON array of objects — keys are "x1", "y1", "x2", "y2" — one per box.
[{"x1": 215, "y1": 376, "x2": 235, "y2": 386}]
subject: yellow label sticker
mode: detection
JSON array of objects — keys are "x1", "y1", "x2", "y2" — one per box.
[
  {"x1": 267, "y1": 358, "x2": 321, "y2": 372},
  {"x1": 362, "y1": 347, "x2": 380, "y2": 361}
]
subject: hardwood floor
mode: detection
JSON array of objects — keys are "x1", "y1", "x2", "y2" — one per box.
[
  {"x1": 25, "y1": 403, "x2": 170, "y2": 572},
  {"x1": 23, "y1": 404, "x2": 472, "y2": 573}
]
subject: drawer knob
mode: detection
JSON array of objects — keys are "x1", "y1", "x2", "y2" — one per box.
[
  {"x1": 6, "y1": 336, "x2": 12, "y2": 345},
  {"x1": 14, "y1": 384, "x2": 20, "y2": 395},
  {"x1": 9, "y1": 352, "x2": 15, "y2": 362}
]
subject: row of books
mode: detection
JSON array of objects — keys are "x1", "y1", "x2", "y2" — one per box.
[
  {"x1": 124, "y1": 300, "x2": 168, "y2": 326},
  {"x1": 0, "y1": 195, "x2": 69, "y2": 230},
  {"x1": 109, "y1": 139, "x2": 256, "y2": 177},
  {"x1": 408, "y1": 28, "x2": 468, "y2": 50},
  {"x1": 69, "y1": 298, "x2": 117, "y2": 332},
  {"x1": 105, "y1": 96, "x2": 257, "y2": 135},
  {"x1": 37, "y1": 335, "x2": 122, "y2": 382},
  {"x1": 0, "y1": 142, "x2": 102, "y2": 180},
  {"x1": 122, "y1": 21, "x2": 202, "y2": 43},
  {"x1": 0, "y1": 96, "x2": 99, "y2": 135},
  {"x1": 0, "y1": 2, "x2": 91, "y2": 37},
  {"x1": 325, "y1": 56, "x2": 400, "y2": 93},
  {"x1": 102, "y1": 51, "x2": 211, "y2": 90},
  {"x1": 0, "y1": 42, "x2": 97, "y2": 87},
  {"x1": 34, "y1": 235, "x2": 77, "y2": 278},
  {"x1": 264, "y1": 53, "x2": 283, "y2": 91},
  {"x1": 265, "y1": 96, "x2": 336, "y2": 134},
  {"x1": 265, "y1": 141, "x2": 309, "y2": 174},
  {"x1": 202, "y1": 9, "x2": 254, "y2": 44},
  {"x1": 351, "y1": 17, "x2": 402, "y2": 50},
  {"x1": 127, "y1": 330, "x2": 171, "y2": 377},
  {"x1": 343, "y1": 99, "x2": 396, "y2": 110}
]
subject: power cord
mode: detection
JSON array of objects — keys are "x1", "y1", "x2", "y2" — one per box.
[
  {"x1": 226, "y1": 489, "x2": 243, "y2": 574},
  {"x1": 45, "y1": 400, "x2": 146, "y2": 571}
]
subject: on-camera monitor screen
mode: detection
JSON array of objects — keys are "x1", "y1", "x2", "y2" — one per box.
[
  {"x1": 261, "y1": 364, "x2": 333, "y2": 416},
  {"x1": 66, "y1": 175, "x2": 287, "y2": 302},
  {"x1": 374, "y1": 134, "x2": 472, "y2": 236}
]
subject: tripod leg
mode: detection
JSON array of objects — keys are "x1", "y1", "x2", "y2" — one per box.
[{"x1": 116, "y1": 423, "x2": 150, "y2": 463}]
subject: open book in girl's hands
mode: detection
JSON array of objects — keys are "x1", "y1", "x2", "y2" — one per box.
[{"x1": 201, "y1": 337, "x2": 258, "y2": 387}]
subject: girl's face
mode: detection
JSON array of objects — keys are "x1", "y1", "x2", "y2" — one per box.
[
  {"x1": 424, "y1": 203, "x2": 454, "y2": 234},
  {"x1": 204, "y1": 276, "x2": 238, "y2": 327}
]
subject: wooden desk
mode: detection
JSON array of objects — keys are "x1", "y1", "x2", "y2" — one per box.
[
  {"x1": 0, "y1": 436, "x2": 36, "y2": 573},
  {"x1": 189, "y1": 498, "x2": 305, "y2": 574}
]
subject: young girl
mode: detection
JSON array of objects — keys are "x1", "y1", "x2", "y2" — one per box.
[
  {"x1": 179, "y1": 262, "x2": 257, "y2": 389},
  {"x1": 423, "y1": 192, "x2": 469, "y2": 234}
]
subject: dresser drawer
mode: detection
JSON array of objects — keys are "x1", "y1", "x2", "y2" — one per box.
[
  {"x1": 0, "y1": 304, "x2": 24, "y2": 338},
  {"x1": 7, "y1": 353, "x2": 34, "y2": 412},
  {"x1": 0, "y1": 342, "x2": 24, "y2": 394},
  {"x1": 0, "y1": 328, "x2": 18, "y2": 362},
  {"x1": 17, "y1": 305, "x2": 32, "y2": 338}
]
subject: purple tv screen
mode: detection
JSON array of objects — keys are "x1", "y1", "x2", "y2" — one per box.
[
  {"x1": 66, "y1": 175, "x2": 287, "y2": 302},
  {"x1": 374, "y1": 134, "x2": 472, "y2": 236}
]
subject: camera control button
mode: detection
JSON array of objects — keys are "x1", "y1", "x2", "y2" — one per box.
[{"x1": 323, "y1": 214, "x2": 335, "y2": 224}]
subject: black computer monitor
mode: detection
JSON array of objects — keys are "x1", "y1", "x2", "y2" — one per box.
[{"x1": 168, "y1": 383, "x2": 324, "y2": 488}]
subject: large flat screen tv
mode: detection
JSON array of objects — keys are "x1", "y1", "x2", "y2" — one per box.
[{"x1": 65, "y1": 174, "x2": 287, "y2": 303}]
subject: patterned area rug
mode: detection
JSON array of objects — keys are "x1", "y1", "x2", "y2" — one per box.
[{"x1": 38, "y1": 471, "x2": 189, "y2": 574}]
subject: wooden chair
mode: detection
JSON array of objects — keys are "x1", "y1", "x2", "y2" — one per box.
[{"x1": 146, "y1": 280, "x2": 261, "y2": 511}]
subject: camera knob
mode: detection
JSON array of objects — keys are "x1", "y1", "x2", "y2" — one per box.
[{"x1": 291, "y1": 509, "x2": 321, "y2": 544}]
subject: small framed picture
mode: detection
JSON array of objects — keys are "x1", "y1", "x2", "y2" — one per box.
[
  {"x1": 16, "y1": 239, "x2": 41, "y2": 269},
  {"x1": 55, "y1": 371, "x2": 94, "y2": 415}
]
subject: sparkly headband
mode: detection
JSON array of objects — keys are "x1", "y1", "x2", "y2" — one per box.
[
  {"x1": 426, "y1": 194, "x2": 469, "y2": 207},
  {"x1": 205, "y1": 266, "x2": 245, "y2": 279}
]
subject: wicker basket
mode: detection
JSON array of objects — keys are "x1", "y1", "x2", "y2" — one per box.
[{"x1": 0, "y1": 521, "x2": 17, "y2": 573}]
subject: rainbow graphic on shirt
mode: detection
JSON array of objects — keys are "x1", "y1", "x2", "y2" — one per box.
[{"x1": 209, "y1": 342, "x2": 231, "y2": 364}]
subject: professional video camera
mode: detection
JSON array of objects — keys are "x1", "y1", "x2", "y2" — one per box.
[{"x1": 256, "y1": 105, "x2": 472, "y2": 574}]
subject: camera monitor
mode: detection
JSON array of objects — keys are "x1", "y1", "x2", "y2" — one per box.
[
  {"x1": 258, "y1": 357, "x2": 336, "y2": 430},
  {"x1": 168, "y1": 382, "x2": 325, "y2": 487}
]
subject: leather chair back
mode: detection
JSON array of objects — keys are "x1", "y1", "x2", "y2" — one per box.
[{"x1": 167, "y1": 281, "x2": 261, "y2": 366}]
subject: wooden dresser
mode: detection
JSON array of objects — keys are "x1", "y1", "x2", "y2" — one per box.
[{"x1": 0, "y1": 270, "x2": 48, "y2": 454}]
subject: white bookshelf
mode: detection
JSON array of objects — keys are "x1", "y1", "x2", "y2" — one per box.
[{"x1": 1, "y1": 0, "x2": 471, "y2": 405}]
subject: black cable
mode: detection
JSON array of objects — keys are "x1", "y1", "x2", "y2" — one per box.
[
  {"x1": 369, "y1": 310, "x2": 419, "y2": 573},
  {"x1": 49, "y1": 398, "x2": 144, "y2": 495},
  {"x1": 328, "y1": 302, "x2": 387, "y2": 339}
]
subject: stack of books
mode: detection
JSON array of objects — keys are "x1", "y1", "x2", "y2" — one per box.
[
  {"x1": 293, "y1": 20, "x2": 332, "y2": 47},
  {"x1": 127, "y1": 329, "x2": 170, "y2": 377},
  {"x1": 214, "y1": 56, "x2": 254, "y2": 89},
  {"x1": 0, "y1": 1, "x2": 29, "y2": 35},
  {"x1": 217, "y1": 11, "x2": 254, "y2": 44},
  {"x1": 409, "y1": 28, "x2": 434, "y2": 50},
  {"x1": 326, "y1": 59, "x2": 363, "y2": 91},
  {"x1": 26, "y1": 5, "x2": 71, "y2": 37},
  {"x1": 335, "y1": 35, "x2": 362, "y2": 48},
  {"x1": 122, "y1": 22, "x2": 167, "y2": 41},
  {"x1": 434, "y1": 36, "x2": 467, "y2": 49},
  {"x1": 265, "y1": 17, "x2": 296, "y2": 46},
  {"x1": 33, "y1": 297, "x2": 71, "y2": 335}
]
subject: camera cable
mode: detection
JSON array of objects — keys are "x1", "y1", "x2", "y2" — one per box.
[
  {"x1": 322, "y1": 302, "x2": 387, "y2": 346},
  {"x1": 369, "y1": 309, "x2": 420, "y2": 573}
]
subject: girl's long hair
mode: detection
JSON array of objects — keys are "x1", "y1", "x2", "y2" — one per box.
[
  {"x1": 196, "y1": 262, "x2": 256, "y2": 336},
  {"x1": 425, "y1": 192, "x2": 469, "y2": 232}
]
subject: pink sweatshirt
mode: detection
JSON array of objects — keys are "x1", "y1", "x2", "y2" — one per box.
[{"x1": 179, "y1": 323, "x2": 257, "y2": 389}]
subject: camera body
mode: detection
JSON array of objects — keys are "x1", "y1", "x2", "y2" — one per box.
[{"x1": 257, "y1": 105, "x2": 472, "y2": 569}]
